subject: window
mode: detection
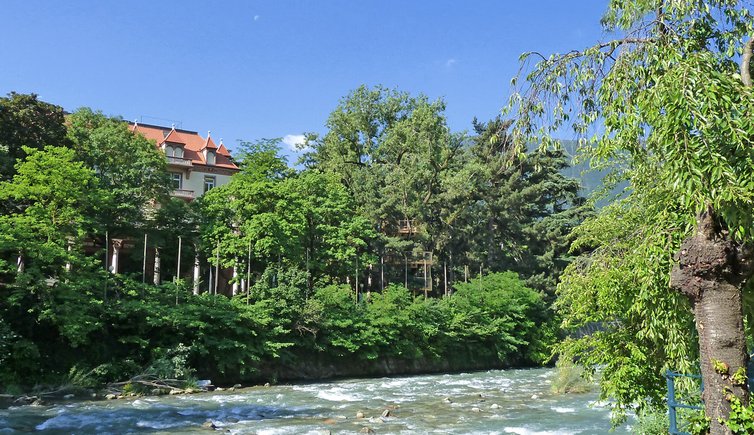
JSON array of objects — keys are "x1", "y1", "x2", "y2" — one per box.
[
  {"x1": 165, "y1": 145, "x2": 174, "y2": 157},
  {"x1": 170, "y1": 172, "x2": 182, "y2": 189},
  {"x1": 204, "y1": 176, "x2": 216, "y2": 193},
  {"x1": 205, "y1": 150, "x2": 216, "y2": 165},
  {"x1": 174, "y1": 146, "x2": 184, "y2": 158}
]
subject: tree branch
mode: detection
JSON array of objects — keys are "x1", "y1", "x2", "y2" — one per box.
[{"x1": 741, "y1": 37, "x2": 754, "y2": 87}]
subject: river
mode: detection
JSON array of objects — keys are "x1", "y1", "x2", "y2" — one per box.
[{"x1": 0, "y1": 368, "x2": 633, "y2": 434}]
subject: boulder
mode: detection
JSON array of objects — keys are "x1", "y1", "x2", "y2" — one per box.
[
  {"x1": 169, "y1": 389, "x2": 184, "y2": 395},
  {"x1": 105, "y1": 394, "x2": 117, "y2": 400},
  {"x1": 63, "y1": 394, "x2": 75, "y2": 400},
  {"x1": 359, "y1": 428, "x2": 376, "y2": 434},
  {"x1": 442, "y1": 397, "x2": 452, "y2": 404},
  {"x1": 471, "y1": 407, "x2": 482, "y2": 412},
  {"x1": 355, "y1": 411, "x2": 365, "y2": 419},
  {"x1": 490, "y1": 403, "x2": 500, "y2": 409},
  {"x1": 201, "y1": 420, "x2": 217, "y2": 429},
  {"x1": 380, "y1": 409, "x2": 391, "y2": 418}
]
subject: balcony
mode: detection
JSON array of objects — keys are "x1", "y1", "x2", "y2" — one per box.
[
  {"x1": 172, "y1": 189, "x2": 195, "y2": 200},
  {"x1": 397, "y1": 219, "x2": 419, "y2": 235},
  {"x1": 166, "y1": 156, "x2": 193, "y2": 167}
]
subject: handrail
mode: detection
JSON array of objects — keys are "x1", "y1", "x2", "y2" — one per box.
[{"x1": 665, "y1": 370, "x2": 703, "y2": 435}]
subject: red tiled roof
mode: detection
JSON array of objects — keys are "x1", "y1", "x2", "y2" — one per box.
[
  {"x1": 129, "y1": 122, "x2": 239, "y2": 170},
  {"x1": 162, "y1": 128, "x2": 185, "y2": 144},
  {"x1": 203, "y1": 135, "x2": 218, "y2": 150}
]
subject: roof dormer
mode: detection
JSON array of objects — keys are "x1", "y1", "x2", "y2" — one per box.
[
  {"x1": 161, "y1": 126, "x2": 187, "y2": 158},
  {"x1": 202, "y1": 131, "x2": 217, "y2": 165}
]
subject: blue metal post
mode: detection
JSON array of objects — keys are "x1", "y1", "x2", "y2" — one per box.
[{"x1": 667, "y1": 371, "x2": 678, "y2": 434}]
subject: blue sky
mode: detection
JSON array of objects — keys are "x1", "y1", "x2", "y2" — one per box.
[{"x1": 1, "y1": 1, "x2": 608, "y2": 161}]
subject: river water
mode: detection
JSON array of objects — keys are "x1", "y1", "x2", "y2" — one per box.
[{"x1": 0, "y1": 368, "x2": 633, "y2": 434}]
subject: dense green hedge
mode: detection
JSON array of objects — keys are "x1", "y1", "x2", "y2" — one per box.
[{"x1": 0, "y1": 268, "x2": 554, "y2": 389}]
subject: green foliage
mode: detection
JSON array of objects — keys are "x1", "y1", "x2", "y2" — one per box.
[
  {"x1": 633, "y1": 408, "x2": 670, "y2": 435},
  {"x1": 66, "y1": 108, "x2": 170, "y2": 233},
  {"x1": 555, "y1": 196, "x2": 697, "y2": 422},
  {"x1": 449, "y1": 118, "x2": 591, "y2": 296},
  {"x1": 732, "y1": 366, "x2": 747, "y2": 386},
  {"x1": 303, "y1": 86, "x2": 588, "y2": 301},
  {"x1": 507, "y1": 0, "x2": 754, "y2": 425},
  {"x1": 725, "y1": 395, "x2": 754, "y2": 434},
  {"x1": 449, "y1": 272, "x2": 553, "y2": 364},
  {"x1": 551, "y1": 358, "x2": 594, "y2": 394},
  {"x1": 0, "y1": 90, "x2": 577, "y2": 391},
  {"x1": 0, "y1": 92, "x2": 69, "y2": 181},
  {"x1": 713, "y1": 358, "x2": 730, "y2": 375},
  {"x1": 147, "y1": 343, "x2": 195, "y2": 380},
  {"x1": 199, "y1": 143, "x2": 375, "y2": 288}
]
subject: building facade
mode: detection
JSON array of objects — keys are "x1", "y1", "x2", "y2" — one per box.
[{"x1": 129, "y1": 122, "x2": 240, "y2": 200}]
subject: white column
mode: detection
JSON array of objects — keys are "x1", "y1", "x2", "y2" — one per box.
[
  {"x1": 153, "y1": 247, "x2": 161, "y2": 285},
  {"x1": 16, "y1": 253, "x2": 24, "y2": 273},
  {"x1": 193, "y1": 251, "x2": 201, "y2": 295},
  {"x1": 232, "y1": 264, "x2": 239, "y2": 296},
  {"x1": 65, "y1": 237, "x2": 74, "y2": 272},
  {"x1": 111, "y1": 239, "x2": 123, "y2": 274},
  {"x1": 176, "y1": 236, "x2": 182, "y2": 281}
]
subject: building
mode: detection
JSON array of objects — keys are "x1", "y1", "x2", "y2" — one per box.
[{"x1": 129, "y1": 122, "x2": 240, "y2": 200}]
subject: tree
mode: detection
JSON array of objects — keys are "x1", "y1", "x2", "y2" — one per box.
[
  {"x1": 306, "y1": 85, "x2": 463, "y2": 291},
  {"x1": 507, "y1": 1, "x2": 754, "y2": 430},
  {"x1": 444, "y1": 117, "x2": 590, "y2": 296},
  {"x1": 0, "y1": 146, "x2": 99, "y2": 278},
  {"x1": 0, "y1": 146, "x2": 102, "y2": 383},
  {"x1": 66, "y1": 108, "x2": 170, "y2": 234},
  {"x1": 0, "y1": 92, "x2": 69, "y2": 182},
  {"x1": 200, "y1": 140, "x2": 375, "y2": 290}
]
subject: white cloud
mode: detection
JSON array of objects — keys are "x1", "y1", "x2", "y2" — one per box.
[
  {"x1": 445, "y1": 58, "x2": 457, "y2": 68},
  {"x1": 282, "y1": 134, "x2": 309, "y2": 152},
  {"x1": 253, "y1": 15, "x2": 260, "y2": 21}
]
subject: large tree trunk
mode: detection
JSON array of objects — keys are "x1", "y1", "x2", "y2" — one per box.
[{"x1": 670, "y1": 207, "x2": 752, "y2": 435}]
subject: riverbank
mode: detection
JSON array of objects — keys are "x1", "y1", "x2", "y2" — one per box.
[
  {"x1": 0, "y1": 368, "x2": 628, "y2": 434},
  {"x1": 1, "y1": 354, "x2": 530, "y2": 412}
]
